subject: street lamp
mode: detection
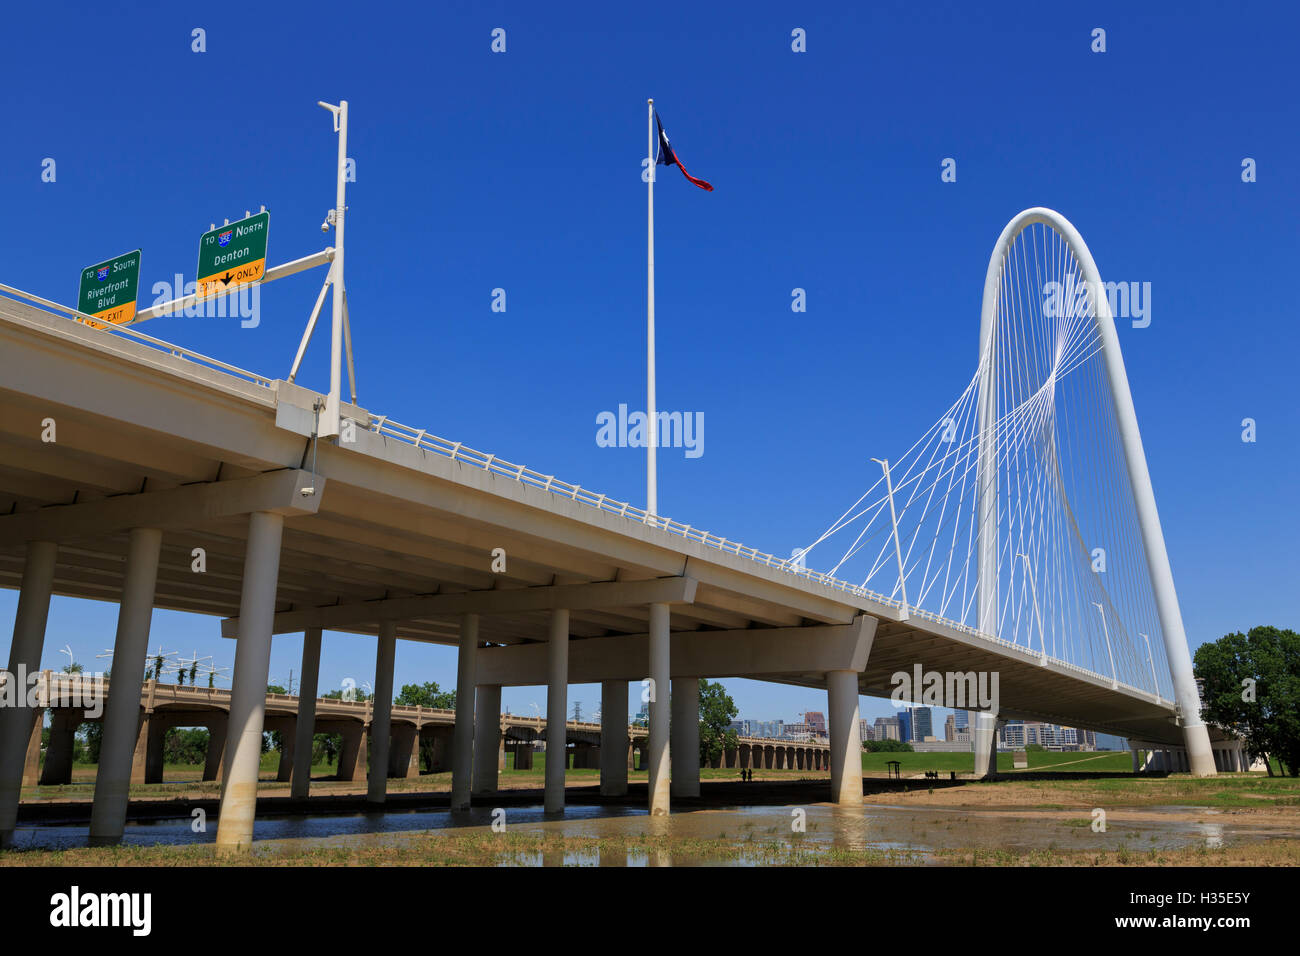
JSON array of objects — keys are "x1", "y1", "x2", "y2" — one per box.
[{"x1": 1090, "y1": 602, "x2": 1118, "y2": 689}]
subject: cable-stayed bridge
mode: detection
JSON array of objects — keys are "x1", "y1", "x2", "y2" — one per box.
[{"x1": 0, "y1": 207, "x2": 1226, "y2": 852}]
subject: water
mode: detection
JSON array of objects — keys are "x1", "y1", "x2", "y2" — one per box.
[{"x1": 8, "y1": 801, "x2": 1298, "y2": 862}]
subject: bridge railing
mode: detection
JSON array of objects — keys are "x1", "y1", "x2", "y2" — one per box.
[
  {"x1": 0, "y1": 283, "x2": 275, "y2": 389},
  {"x1": 365, "y1": 415, "x2": 898, "y2": 602}
]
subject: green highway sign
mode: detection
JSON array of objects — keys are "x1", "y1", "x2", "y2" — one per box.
[
  {"x1": 77, "y1": 250, "x2": 142, "y2": 328},
  {"x1": 197, "y1": 211, "x2": 270, "y2": 297}
]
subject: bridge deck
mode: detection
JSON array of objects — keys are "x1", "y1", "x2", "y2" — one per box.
[{"x1": 0, "y1": 292, "x2": 1189, "y2": 744}]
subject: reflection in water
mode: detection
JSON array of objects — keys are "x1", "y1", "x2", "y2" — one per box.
[{"x1": 8, "y1": 801, "x2": 1295, "y2": 863}]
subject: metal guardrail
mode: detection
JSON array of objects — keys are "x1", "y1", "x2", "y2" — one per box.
[
  {"x1": 0, "y1": 285, "x2": 1173, "y2": 709},
  {"x1": 0, "y1": 282, "x2": 275, "y2": 389}
]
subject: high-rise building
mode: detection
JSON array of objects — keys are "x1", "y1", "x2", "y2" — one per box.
[
  {"x1": 897, "y1": 710, "x2": 912, "y2": 742},
  {"x1": 805, "y1": 711, "x2": 827, "y2": 735},
  {"x1": 874, "y1": 716, "x2": 901, "y2": 741},
  {"x1": 943, "y1": 713, "x2": 956, "y2": 742},
  {"x1": 911, "y1": 706, "x2": 933, "y2": 740},
  {"x1": 954, "y1": 710, "x2": 970, "y2": 731}
]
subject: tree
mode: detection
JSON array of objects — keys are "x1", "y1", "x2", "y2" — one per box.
[
  {"x1": 864, "y1": 738, "x2": 914, "y2": 753},
  {"x1": 1195, "y1": 626, "x2": 1300, "y2": 776},
  {"x1": 85, "y1": 722, "x2": 103, "y2": 763},
  {"x1": 394, "y1": 681, "x2": 455, "y2": 710},
  {"x1": 697, "y1": 679, "x2": 739, "y2": 766}
]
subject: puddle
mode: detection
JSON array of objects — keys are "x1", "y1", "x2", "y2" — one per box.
[{"x1": 8, "y1": 801, "x2": 1298, "y2": 863}]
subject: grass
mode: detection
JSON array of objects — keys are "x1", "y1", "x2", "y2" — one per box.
[{"x1": 861, "y1": 750, "x2": 1134, "y2": 774}]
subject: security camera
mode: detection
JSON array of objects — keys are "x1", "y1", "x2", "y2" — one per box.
[
  {"x1": 300, "y1": 486, "x2": 316, "y2": 497},
  {"x1": 321, "y1": 221, "x2": 330, "y2": 233}
]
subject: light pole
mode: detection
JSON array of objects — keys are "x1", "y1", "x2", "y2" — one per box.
[
  {"x1": 1138, "y1": 632, "x2": 1161, "y2": 701},
  {"x1": 1091, "y1": 601, "x2": 1118, "y2": 689}
]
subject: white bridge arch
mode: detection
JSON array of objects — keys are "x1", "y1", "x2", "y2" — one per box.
[{"x1": 806, "y1": 207, "x2": 1215, "y2": 775}]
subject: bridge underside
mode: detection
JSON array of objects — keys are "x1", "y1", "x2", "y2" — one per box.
[
  {"x1": 0, "y1": 294, "x2": 1230, "y2": 851},
  {"x1": 0, "y1": 295, "x2": 1188, "y2": 747}
]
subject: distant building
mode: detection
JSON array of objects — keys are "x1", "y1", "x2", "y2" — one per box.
[
  {"x1": 910, "y1": 707, "x2": 933, "y2": 740},
  {"x1": 898, "y1": 710, "x2": 912, "y2": 742},
  {"x1": 954, "y1": 711, "x2": 970, "y2": 731},
  {"x1": 874, "y1": 716, "x2": 901, "y2": 742},
  {"x1": 943, "y1": 713, "x2": 956, "y2": 741},
  {"x1": 804, "y1": 711, "x2": 827, "y2": 735}
]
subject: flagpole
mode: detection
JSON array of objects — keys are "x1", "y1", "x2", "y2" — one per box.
[{"x1": 646, "y1": 97, "x2": 658, "y2": 523}]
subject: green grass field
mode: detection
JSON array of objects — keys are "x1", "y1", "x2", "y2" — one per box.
[{"x1": 861, "y1": 749, "x2": 1135, "y2": 774}]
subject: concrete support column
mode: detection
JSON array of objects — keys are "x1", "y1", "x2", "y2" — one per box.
[
  {"x1": 88, "y1": 527, "x2": 163, "y2": 847},
  {"x1": 367, "y1": 620, "x2": 397, "y2": 804},
  {"x1": 450, "y1": 614, "x2": 479, "y2": 810},
  {"x1": 671, "y1": 677, "x2": 700, "y2": 798},
  {"x1": 600, "y1": 680, "x2": 629, "y2": 797},
  {"x1": 973, "y1": 712, "x2": 998, "y2": 778},
  {"x1": 291, "y1": 628, "x2": 322, "y2": 798},
  {"x1": 647, "y1": 602, "x2": 671, "y2": 815},
  {"x1": 1131, "y1": 747, "x2": 1140, "y2": 773},
  {"x1": 545, "y1": 608, "x2": 569, "y2": 813},
  {"x1": 274, "y1": 726, "x2": 295, "y2": 782},
  {"x1": 827, "y1": 669, "x2": 863, "y2": 806},
  {"x1": 337, "y1": 722, "x2": 366, "y2": 780},
  {"x1": 0, "y1": 540, "x2": 58, "y2": 847},
  {"x1": 40, "y1": 709, "x2": 80, "y2": 786},
  {"x1": 473, "y1": 684, "x2": 502, "y2": 795},
  {"x1": 21, "y1": 711, "x2": 43, "y2": 788},
  {"x1": 144, "y1": 714, "x2": 167, "y2": 784},
  {"x1": 203, "y1": 715, "x2": 227, "y2": 781},
  {"x1": 213, "y1": 511, "x2": 285, "y2": 852}
]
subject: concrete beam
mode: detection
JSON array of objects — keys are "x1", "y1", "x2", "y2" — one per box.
[
  {"x1": 0, "y1": 470, "x2": 322, "y2": 546},
  {"x1": 221, "y1": 575, "x2": 698, "y2": 637},
  {"x1": 476, "y1": 615, "x2": 877, "y2": 687}
]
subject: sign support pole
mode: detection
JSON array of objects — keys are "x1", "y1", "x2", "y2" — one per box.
[{"x1": 319, "y1": 99, "x2": 349, "y2": 438}]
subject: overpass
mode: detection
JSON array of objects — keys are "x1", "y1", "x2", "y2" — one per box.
[
  {"x1": 10, "y1": 671, "x2": 832, "y2": 790},
  {"x1": 0, "y1": 207, "x2": 1230, "y2": 852}
]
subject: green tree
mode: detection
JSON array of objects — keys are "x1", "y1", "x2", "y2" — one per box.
[
  {"x1": 394, "y1": 681, "x2": 455, "y2": 710},
  {"x1": 85, "y1": 721, "x2": 103, "y2": 763},
  {"x1": 864, "y1": 738, "x2": 914, "y2": 753},
  {"x1": 1195, "y1": 626, "x2": 1300, "y2": 776},
  {"x1": 697, "y1": 679, "x2": 739, "y2": 766}
]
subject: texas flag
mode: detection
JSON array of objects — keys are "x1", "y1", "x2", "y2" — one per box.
[{"x1": 655, "y1": 111, "x2": 713, "y2": 191}]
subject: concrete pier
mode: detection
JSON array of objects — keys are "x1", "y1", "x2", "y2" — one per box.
[
  {"x1": 599, "y1": 680, "x2": 629, "y2": 796},
  {"x1": 647, "y1": 602, "x2": 671, "y2": 815},
  {"x1": 472, "y1": 684, "x2": 501, "y2": 795},
  {"x1": 450, "y1": 614, "x2": 478, "y2": 810},
  {"x1": 213, "y1": 511, "x2": 284, "y2": 852},
  {"x1": 827, "y1": 669, "x2": 862, "y2": 806},
  {"x1": 0, "y1": 540, "x2": 58, "y2": 847},
  {"x1": 367, "y1": 620, "x2": 397, "y2": 804},
  {"x1": 88, "y1": 527, "x2": 162, "y2": 846},
  {"x1": 290, "y1": 628, "x2": 322, "y2": 798},
  {"x1": 545, "y1": 608, "x2": 569, "y2": 813},
  {"x1": 670, "y1": 677, "x2": 700, "y2": 798}
]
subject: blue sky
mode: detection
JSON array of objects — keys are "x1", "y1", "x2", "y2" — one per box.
[{"x1": 1, "y1": 1, "x2": 1296, "y2": 730}]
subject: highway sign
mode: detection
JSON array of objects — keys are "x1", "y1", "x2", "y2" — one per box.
[
  {"x1": 77, "y1": 250, "x2": 141, "y2": 328},
  {"x1": 196, "y1": 211, "x2": 270, "y2": 298}
]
